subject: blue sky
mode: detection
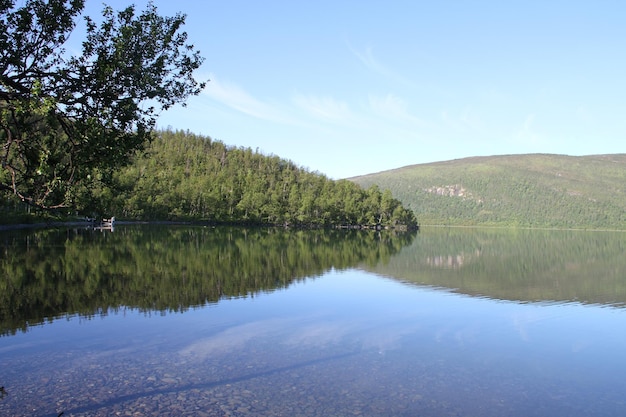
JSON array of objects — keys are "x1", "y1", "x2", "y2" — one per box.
[{"x1": 84, "y1": 1, "x2": 625, "y2": 178}]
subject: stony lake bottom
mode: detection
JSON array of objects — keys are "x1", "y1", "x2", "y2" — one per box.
[{"x1": 1, "y1": 225, "x2": 625, "y2": 416}]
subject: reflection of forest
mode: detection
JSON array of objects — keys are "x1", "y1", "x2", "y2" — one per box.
[
  {"x1": 367, "y1": 227, "x2": 626, "y2": 307},
  {"x1": 0, "y1": 226, "x2": 416, "y2": 336}
]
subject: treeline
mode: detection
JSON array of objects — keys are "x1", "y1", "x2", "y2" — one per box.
[{"x1": 84, "y1": 129, "x2": 418, "y2": 228}]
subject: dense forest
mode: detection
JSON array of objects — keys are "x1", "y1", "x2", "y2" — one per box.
[
  {"x1": 1, "y1": 129, "x2": 418, "y2": 228},
  {"x1": 352, "y1": 154, "x2": 626, "y2": 230}
]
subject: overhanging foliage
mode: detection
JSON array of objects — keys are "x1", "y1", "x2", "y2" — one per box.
[{"x1": 0, "y1": 0, "x2": 205, "y2": 208}]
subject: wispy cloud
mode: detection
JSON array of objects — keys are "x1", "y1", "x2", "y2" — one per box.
[
  {"x1": 203, "y1": 75, "x2": 292, "y2": 124},
  {"x1": 513, "y1": 113, "x2": 542, "y2": 145},
  {"x1": 293, "y1": 92, "x2": 427, "y2": 134},
  {"x1": 292, "y1": 94, "x2": 353, "y2": 123},
  {"x1": 349, "y1": 44, "x2": 416, "y2": 88},
  {"x1": 439, "y1": 107, "x2": 483, "y2": 132},
  {"x1": 353, "y1": 46, "x2": 388, "y2": 75},
  {"x1": 203, "y1": 76, "x2": 358, "y2": 129},
  {"x1": 368, "y1": 94, "x2": 424, "y2": 126}
]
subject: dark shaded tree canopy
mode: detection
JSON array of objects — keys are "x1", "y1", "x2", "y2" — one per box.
[{"x1": 0, "y1": 0, "x2": 205, "y2": 208}]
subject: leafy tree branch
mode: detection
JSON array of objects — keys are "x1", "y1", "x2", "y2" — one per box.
[{"x1": 0, "y1": 0, "x2": 205, "y2": 208}]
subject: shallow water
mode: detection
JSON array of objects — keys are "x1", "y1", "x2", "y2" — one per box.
[{"x1": 1, "y1": 226, "x2": 625, "y2": 416}]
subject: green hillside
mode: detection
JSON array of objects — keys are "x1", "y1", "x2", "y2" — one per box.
[
  {"x1": 1, "y1": 129, "x2": 418, "y2": 228},
  {"x1": 89, "y1": 129, "x2": 417, "y2": 228},
  {"x1": 350, "y1": 154, "x2": 626, "y2": 229}
]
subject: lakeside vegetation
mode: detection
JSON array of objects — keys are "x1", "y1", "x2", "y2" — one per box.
[
  {"x1": 1, "y1": 130, "x2": 418, "y2": 229},
  {"x1": 1, "y1": 1, "x2": 204, "y2": 210},
  {"x1": 351, "y1": 154, "x2": 626, "y2": 230},
  {"x1": 105, "y1": 130, "x2": 418, "y2": 228}
]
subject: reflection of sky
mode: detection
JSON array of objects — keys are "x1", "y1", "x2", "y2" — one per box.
[
  {"x1": 5, "y1": 269, "x2": 625, "y2": 366},
  {"x1": 174, "y1": 269, "x2": 626, "y2": 375},
  {"x1": 3, "y1": 268, "x2": 626, "y2": 416},
  {"x1": 177, "y1": 271, "x2": 432, "y2": 359}
]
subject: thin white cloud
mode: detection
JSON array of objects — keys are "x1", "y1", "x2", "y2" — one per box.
[
  {"x1": 353, "y1": 46, "x2": 388, "y2": 75},
  {"x1": 292, "y1": 94, "x2": 353, "y2": 123},
  {"x1": 203, "y1": 75, "x2": 291, "y2": 124},
  {"x1": 439, "y1": 107, "x2": 482, "y2": 132},
  {"x1": 368, "y1": 94, "x2": 425, "y2": 126},
  {"x1": 513, "y1": 113, "x2": 541, "y2": 145},
  {"x1": 368, "y1": 94, "x2": 405, "y2": 117},
  {"x1": 293, "y1": 92, "x2": 427, "y2": 136},
  {"x1": 349, "y1": 44, "x2": 416, "y2": 88}
]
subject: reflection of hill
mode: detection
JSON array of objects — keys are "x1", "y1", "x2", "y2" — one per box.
[
  {"x1": 425, "y1": 249, "x2": 482, "y2": 269},
  {"x1": 0, "y1": 226, "x2": 415, "y2": 336},
  {"x1": 366, "y1": 227, "x2": 626, "y2": 307}
]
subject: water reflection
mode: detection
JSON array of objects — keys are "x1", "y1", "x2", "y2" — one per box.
[
  {"x1": 1, "y1": 226, "x2": 626, "y2": 416},
  {"x1": 0, "y1": 225, "x2": 415, "y2": 336},
  {"x1": 2, "y1": 270, "x2": 626, "y2": 417},
  {"x1": 368, "y1": 227, "x2": 626, "y2": 307}
]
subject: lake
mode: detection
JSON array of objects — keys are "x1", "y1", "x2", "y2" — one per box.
[{"x1": 1, "y1": 225, "x2": 626, "y2": 416}]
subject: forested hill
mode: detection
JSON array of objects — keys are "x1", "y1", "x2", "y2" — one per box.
[
  {"x1": 350, "y1": 154, "x2": 626, "y2": 229},
  {"x1": 95, "y1": 129, "x2": 417, "y2": 228}
]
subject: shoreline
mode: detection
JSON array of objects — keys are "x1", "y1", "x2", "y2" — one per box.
[
  {"x1": 1, "y1": 221, "x2": 623, "y2": 233},
  {"x1": 0, "y1": 220, "x2": 150, "y2": 232},
  {"x1": 0, "y1": 220, "x2": 419, "y2": 233}
]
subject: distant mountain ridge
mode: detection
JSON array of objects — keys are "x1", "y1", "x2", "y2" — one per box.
[{"x1": 350, "y1": 153, "x2": 626, "y2": 229}]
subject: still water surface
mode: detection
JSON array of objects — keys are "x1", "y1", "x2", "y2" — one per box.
[{"x1": 1, "y1": 226, "x2": 625, "y2": 416}]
